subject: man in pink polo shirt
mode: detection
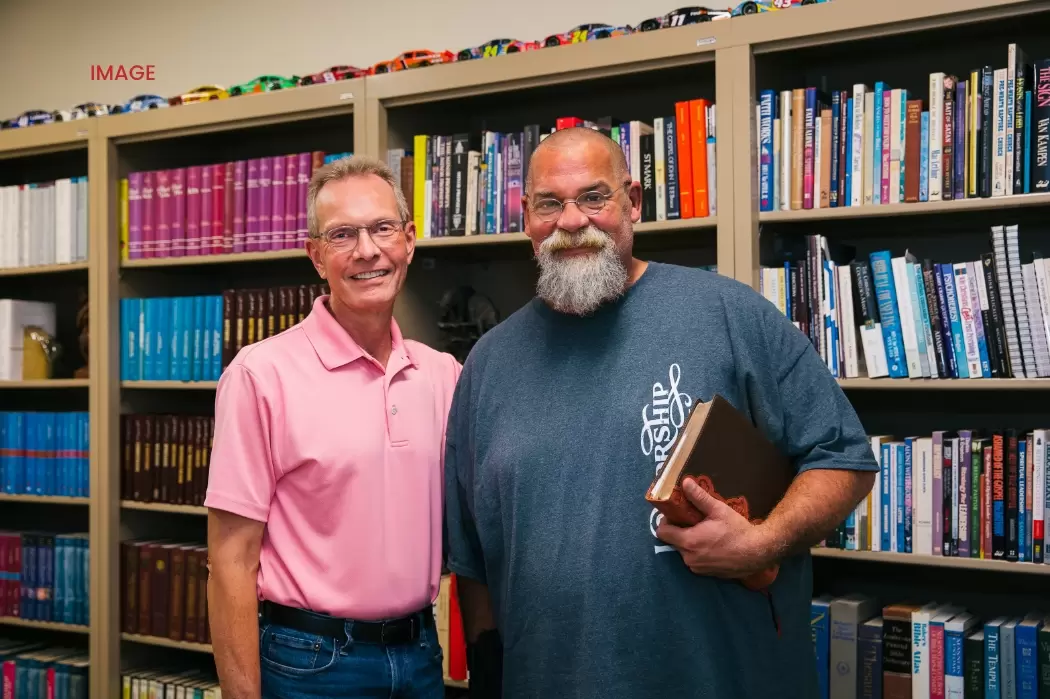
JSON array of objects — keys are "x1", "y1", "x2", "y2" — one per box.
[{"x1": 204, "y1": 155, "x2": 460, "y2": 699}]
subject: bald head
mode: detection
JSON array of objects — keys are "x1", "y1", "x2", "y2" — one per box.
[{"x1": 525, "y1": 126, "x2": 630, "y2": 193}]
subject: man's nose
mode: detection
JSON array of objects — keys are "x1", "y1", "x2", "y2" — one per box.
[
  {"x1": 353, "y1": 231, "x2": 381, "y2": 259},
  {"x1": 555, "y1": 201, "x2": 590, "y2": 232}
]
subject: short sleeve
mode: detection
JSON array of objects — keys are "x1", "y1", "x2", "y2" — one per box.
[
  {"x1": 442, "y1": 361, "x2": 487, "y2": 583},
  {"x1": 203, "y1": 364, "x2": 279, "y2": 522},
  {"x1": 770, "y1": 307, "x2": 880, "y2": 476}
]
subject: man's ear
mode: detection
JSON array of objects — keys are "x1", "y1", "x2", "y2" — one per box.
[
  {"x1": 305, "y1": 238, "x2": 326, "y2": 279},
  {"x1": 403, "y1": 221, "x2": 417, "y2": 264},
  {"x1": 628, "y1": 181, "x2": 643, "y2": 224}
]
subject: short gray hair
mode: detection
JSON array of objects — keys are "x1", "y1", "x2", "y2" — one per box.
[{"x1": 307, "y1": 154, "x2": 411, "y2": 238}]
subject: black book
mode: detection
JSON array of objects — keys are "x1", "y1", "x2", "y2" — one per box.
[{"x1": 640, "y1": 133, "x2": 656, "y2": 222}]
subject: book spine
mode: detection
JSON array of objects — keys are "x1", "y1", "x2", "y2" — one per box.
[
  {"x1": 1033, "y1": 60, "x2": 1050, "y2": 192},
  {"x1": 199, "y1": 165, "x2": 213, "y2": 256},
  {"x1": 270, "y1": 157, "x2": 285, "y2": 249},
  {"x1": 246, "y1": 158, "x2": 260, "y2": 252},
  {"x1": 257, "y1": 156, "x2": 272, "y2": 249},
  {"x1": 284, "y1": 154, "x2": 299, "y2": 248}
]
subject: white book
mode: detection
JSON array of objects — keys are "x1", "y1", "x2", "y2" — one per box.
[
  {"x1": 890, "y1": 88, "x2": 904, "y2": 205},
  {"x1": 952, "y1": 263, "x2": 983, "y2": 378},
  {"x1": 829, "y1": 594, "x2": 879, "y2": 698},
  {"x1": 0, "y1": 186, "x2": 6, "y2": 268},
  {"x1": 869, "y1": 435, "x2": 888, "y2": 552},
  {"x1": 889, "y1": 443, "x2": 899, "y2": 552},
  {"x1": 780, "y1": 91, "x2": 792, "y2": 211},
  {"x1": 838, "y1": 265, "x2": 860, "y2": 377},
  {"x1": 993, "y1": 67, "x2": 1008, "y2": 197},
  {"x1": 891, "y1": 255, "x2": 923, "y2": 377},
  {"x1": 707, "y1": 107, "x2": 717, "y2": 216},
  {"x1": 863, "y1": 91, "x2": 875, "y2": 206},
  {"x1": 465, "y1": 151, "x2": 480, "y2": 236},
  {"x1": 1034, "y1": 258, "x2": 1050, "y2": 359},
  {"x1": 851, "y1": 84, "x2": 868, "y2": 207},
  {"x1": 912, "y1": 602, "x2": 958, "y2": 699},
  {"x1": 654, "y1": 117, "x2": 667, "y2": 221},
  {"x1": 1006, "y1": 224, "x2": 1037, "y2": 376},
  {"x1": 55, "y1": 179, "x2": 72, "y2": 264},
  {"x1": 859, "y1": 324, "x2": 889, "y2": 378},
  {"x1": 1021, "y1": 262, "x2": 1050, "y2": 376},
  {"x1": 915, "y1": 437, "x2": 934, "y2": 555},
  {"x1": 929, "y1": 72, "x2": 945, "y2": 200},
  {"x1": 1006, "y1": 44, "x2": 1017, "y2": 196}
]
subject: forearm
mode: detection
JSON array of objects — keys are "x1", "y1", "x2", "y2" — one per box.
[
  {"x1": 456, "y1": 575, "x2": 497, "y2": 643},
  {"x1": 208, "y1": 562, "x2": 262, "y2": 699},
  {"x1": 758, "y1": 467, "x2": 875, "y2": 561}
]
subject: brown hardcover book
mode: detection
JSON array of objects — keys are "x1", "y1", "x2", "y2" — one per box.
[
  {"x1": 184, "y1": 547, "x2": 199, "y2": 642},
  {"x1": 200, "y1": 418, "x2": 214, "y2": 505},
  {"x1": 311, "y1": 150, "x2": 325, "y2": 174},
  {"x1": 196, "y1": 547, "x2": 210, "y2": 642},
  {"x1": 904, "y1": 99, "x2": 922, "y2": 202},
  {"x1": 401, "y1": 155, "x2": 415, "y2": 218},
  {"x1": 245, "y1": 289, "x2": 257, "y2": 347},
  {"x1": 882, "y1": 603, "x2": 921, "y2": 699},
  {"x1": 267, "y1": 286, "x2": 277, "y2": 339},
  {"x1": 297, "y1": 285, "x2": 309, "y2": 324},
  {"x1": 137, "y1": 542, "x2": 154, "y2": 634},
  {"x1": 176, "y1": 416, "x2": 188, "y2": 505},
  {"x1": 168, "y1": 415, "x2": 180, "y2": 503},
  {"x1": 235, "y1": 289, "x2": 247, "y2": 355},
  {"x1": 143, "y1": 417, "x2": 154, "y2": 503},
  {"x1": 254, "y1": 289, "x2": 266, "y2": 346},
  {"x1": 122, "y1": 415, "x2": 133, "y2": 500},
  {"x1": 122, "y1": 541, "x2": 138, "y2": 633},
  {"x1": 277, "y1": 286, "x2": 289, "y2": 334},
  {"x1": 644, "y1": 394, "x2": 793, "y2": 590},
  {"x1": 192, "y1": 417, "x2": 205, "y2": 505},
  {"x1": 152, "y1": 544, "x2": 176, "y2": 638},
  {"x1": 132, "y1": 415, "x2": 143, "y2": 501},
  {"x1": 222, "y1": 289, "x2": 236, "y2": 369},
  {"x1": 168, "y1": 546, "x2": 187, "y2": 640},
  {"x1": 159, "y1": 415, "x2": 172, "y2": 504},
  {"x1": 152, "y1": 415, "x2": 163, "y2": 502}
]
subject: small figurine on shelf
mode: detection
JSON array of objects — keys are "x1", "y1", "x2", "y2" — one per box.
[
  {"x1": 22, "y1": 326, "x2": 61, "y2": 380},
  {"x1": 74, "y1": 288, "x2": 89, "y2": 379}
]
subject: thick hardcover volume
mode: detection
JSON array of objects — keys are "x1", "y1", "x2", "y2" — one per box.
[
  {"x1": 644, "y1": 394, "x2": 794, "y2": 589},
  {"x1": 904, "y1": 101, "x2": 922, "y2": 202},
  {"x1": 882, "y1": 603, "x2": 918, "y2": 699}
]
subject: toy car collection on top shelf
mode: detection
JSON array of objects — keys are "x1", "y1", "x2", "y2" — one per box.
[{"x1": 0, "y1": 1, "x2": 829, "y2": 131}]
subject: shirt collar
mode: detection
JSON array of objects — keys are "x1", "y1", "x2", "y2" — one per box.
[{"x1": 302, "y1": 294, "x2": 417, "y2": 372}]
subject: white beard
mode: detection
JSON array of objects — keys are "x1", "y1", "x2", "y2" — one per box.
[{"x1": 535, "y1": 225, "x2": 628, "y2": 316}]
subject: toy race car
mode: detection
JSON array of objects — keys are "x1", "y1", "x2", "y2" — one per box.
[
  {"x1": 298, "y1": 65, "x2": 369, "y2": 86},
  {"x1": 228, "y1": 75, "x2": 299, "y2": 96},
  {"x1": 370, "y1": 49, "x2": 455, "y2": 74},
  {"x1": 2, "y1": 109, "x2": 69, "y2": 128},
  {"x1": 587, "y1": 24, "x2": 634, "y2": 39},
  {"x1": 456, "y1": 39, "x2": 539, "y2": 61},
  {"x1": 542, "y1": 24, "x2": 610, "y2": 47},
  {"x1": 639, "y1": 6, "x2": 733, "y2": 29},
  {"x1": 732, "y1": 0, "x2": 821, "y2": 14},
  {"x1": 120, "y1": 94, "x2": 168, "y2": 112},
  {"x1": 169, "y1": 85, "x2": 228, "y2": 106},
  {"x1": 70, "y1": 102, "x2": 119, "y2": 119}
]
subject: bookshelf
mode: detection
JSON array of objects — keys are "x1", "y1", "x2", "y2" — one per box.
[{"x1": 2, "y1": 0, "x2": 1049, "y2": 695}]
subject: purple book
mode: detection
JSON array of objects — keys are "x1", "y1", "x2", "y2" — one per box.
[
  {"x1": 185, "y1": 166, "x2": 201, "y2": 256},
  {"x1": 246, "y1": 158, "x2": 260, "y2": 252},
  {"x1": 141, "y1": 171, "x2": 155, "y2": 258},
  {"x1": 127, "y1": 172, "x2": 143, "y2": 259},
  {"x1": 200, "y1": 165, "x2": 213, "y2": 256},
  {"x1": 958, "y1": 430, "x2": 972, "y2": 557},
  {"x1": 222, "y1": 162, "x2": 234, "y2": 254},
  {"x1": 932, "y1": 430, "x2": 944, "y2": 555},
  {"x1": 170, "y1": 168, "x2": 186, "y2": 257},
  {"x1": 232, "y1": 161, "x2": 247, "y2": 253},
  {"x1": 258, "y1": 157, "x2": 273, "y2": 250},
  {"x1": 297, "y1": 152, "x2": 310, "y2": 242},
  {"x1": 284, "y1": 154, "x2": 298, "y2": 248},
  {"x1": 272, "y1": 155, "x2": 285, "y2": 251},
  {"x1": 211, "y1": 163, "x2": 226, "y2": 255},
  {"x1": 954, "y1": 80, "x2": 966, "y2": 200},
  {"x1": 154, "y1": 169, "x2": 171, "y2": 258}
]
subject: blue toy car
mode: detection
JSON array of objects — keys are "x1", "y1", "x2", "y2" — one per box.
[
  {"x1": 732, "y1": 0, "x2": 824, "y2": 15},
  {"x1": 120, "y1": 94, "x2": 168, "y2": 113}
]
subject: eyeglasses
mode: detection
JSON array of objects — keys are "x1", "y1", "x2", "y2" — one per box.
[
  {"x1": 529, "y1": 182, "x2": 630, "y2": 222},
  {"x1": 320, "y1": 220, "x2": 405, "y2": 252}
]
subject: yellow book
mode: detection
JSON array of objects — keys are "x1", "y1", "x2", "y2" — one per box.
[
  {"x1": 413, "y1": 134, "x2": 428, "y2": 238},
  {"x1": 119, "y1": 177, "x2": 129, "y2": 261}
]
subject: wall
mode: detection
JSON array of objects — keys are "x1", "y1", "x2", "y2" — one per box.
[{"x1": 0, "y1": 0, "x2": 662, "y2": 118}]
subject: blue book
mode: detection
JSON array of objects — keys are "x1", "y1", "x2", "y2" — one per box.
[
  {"x1": 845, "y1": 97, "x2": 853, "y2": 205},
  {"x1": 123, "y1": 298, "x2": 139, "y2": 381},
  {"x1": 53, "y1": 537, "x2": 65, "y2": 625},
  {"x1": 202, "y1": 295, "x2": 215, "y2": 380},
  {"x1": 904, "y1": 257, "x2": 930, "y2": 377},
  {"x1": 1015, "y1": 618, "x2": 1041, "y2": 699},
  {"x1": 896, "y1": 443, "x2": 906, "y2": 552},
  {"x1": 1024, "y1": 91, "x2": 1032, "y2": 193},
  {"x1": 897, "y1": 89, "x2": 908, "y2": 203},
  {"x1": 158, "y1": 297, "x2": 172, "y2": 381},
  {"x1": 986, "y1": 618, "x2": 1004, "y2": 699},
  {"x1": 170, "y1": 297, "x2": 183, "y2": 381},
  {"x1": 811, "y1": 597, "x2": 831, "y2": 699},
  {"x1": 25, "y1": 412, "x2": 37, "y2": 495},
  {"x1": 212, "y1": 295, "x2": 223, "y2": 380},
  {"x1": 7, "y1": 413, "x2": 25, "y2": 493},
  {"x1": 912, "y1": 262, "x2": 937, "y2": 376},
  {"x1": 868, "y1": 250, "x2": 907, "y2": 377},
  {"x1": 119, "y1": 298, "x2": 129, "y2": 380},
  {"x1": 79, "y1": 413, "x2": 89, "y2": 497},
  {"x1": 143, "y1": 298, "x2": 155, "y2": 381},
  {"x1": 180, "y1": 297, "x2": 193, "y2": 381},
  {"x1": 1002, "y1": 619, "x2": 1017, "y2": 699},
  {"x1": 873, "y1": 83, "x2": 885, "y2": 205},
  {"x1": 881, "y1": 442, "x2": 892, "y2": 551},
  {"x1": 857, "y1": 618, "x2": 882, "y2": 699},
  {"x1": 939, "y1": 263, "x2": 969, "y2": 378},
  {"x1": 759, "y1": 90, "x2": 775, "y2": 211},
  {"x1": 192, "y1": 295, "x2": 205, "y2": 381},
  {"x1": 920, "y1": 111, "x2": 930, "y2": 201}
]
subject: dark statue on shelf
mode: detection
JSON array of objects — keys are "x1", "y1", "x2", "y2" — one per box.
[
  {"x1": 74, "y1": 287, "x2": 89, "y2": 379},
  {"x1": 437, "y1": 286, "x2": 499, "y2": 363}
]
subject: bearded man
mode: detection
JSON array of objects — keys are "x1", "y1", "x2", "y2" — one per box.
[{"x1": 442, "y1": 127, "x2": 878, "y2": 699}]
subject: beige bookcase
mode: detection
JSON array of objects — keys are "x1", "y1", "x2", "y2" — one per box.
[{"x1": 1, "y1": 0, "x2": 1049, "y2": 695}]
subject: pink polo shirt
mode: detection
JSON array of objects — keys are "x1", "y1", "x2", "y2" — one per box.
[{"x1": 204, "y1": 295, "x2": 461, "y2": 621}]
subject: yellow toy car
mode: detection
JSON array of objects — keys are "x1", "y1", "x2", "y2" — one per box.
[{"x1": 169, "y1": 85, "x2": 228, "y2": 106}]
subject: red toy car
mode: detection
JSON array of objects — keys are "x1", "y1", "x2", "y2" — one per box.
[{"x1": 298, "y1": 65, "x2": 369, "y2": 86}]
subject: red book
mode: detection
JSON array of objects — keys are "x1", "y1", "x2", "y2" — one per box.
[
  {"x1": 222, "y1": 162, "x2": 234, "y2": 254},
  {"x1": 271, "y1": 156, "x2": 285, "y2": 250},
  {"x1": 212, "y1": 163, "x2": 226, "y2": 255},
  {"x1": 170, "y1": 168, "x2": 186, "y2": 257},
  {"x1": 689, "y1": 98, "x2": 710, "y2": 218},
  {"x1": 185, "y1": 167, "x2": 201, "y2": 256},
  {"x1": 284, "y1": 154, "x2": 298, "y2": 248},
  {"x1": 200, "y1": 166, "x2": 213, "y2": 257},
  {"x1": 258, "y1": 157, "x2": 273, "y2": 250},
  {"x1": 674, "y1": 101, "x2": 694, "y2": 219},
  {"x1": 246, "y1": 159, "x2": 260, "y2": 252},
  {"x1": 153, "y1": 170, "x2": 171, "y2": 258},
  {"x1": 127, "y1": 172, "x2": 143, "y2": 259},
  {"x1": 232, "y1": 160, "x2": 247, "y2": 253},
  {"x1": 141, "y1": 171, "x2": 155, "y2": 258}
]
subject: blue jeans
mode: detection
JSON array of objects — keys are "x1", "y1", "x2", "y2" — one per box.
[{"x1": 258, "y1": 613, "x2": 446, "y2": 698}]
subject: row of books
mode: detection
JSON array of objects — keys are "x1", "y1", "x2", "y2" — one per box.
[
  {"x1": 0, "y1": 531, "x2": 90, "y2": 625},
  {"x1": 120, "y1": 414, "x2": 212, "y2": 507},
  {"x1": 823, "y1": 428, "x2": 1048, "y2": 564},
  {"x1": 120, "y1": 667, "x2": 219, "y2": 699},
  {"x1": 0, "y1": 412, "x2": 90, "y2": 498},
  {"x1": 758, "y1": 45, "x2": 1050, "y2": 211},
  {"x1": 120, "y1": 284, "x2": 328, "y2": 383},
  {"x1": 118, "y1": 151, "x2": 351, "y2": 261},
  {"x1": 0, "y1": 639, "x2": 89, "y2": 699},
  {"x1": 121, "y1": 539, "x2": 209, "y2": 644},
  {"x1": 390, "y1": 99, "x2": 715, "y2": 239},
  {"x1": 811, "y1": 594, "x2": 1050, "y2": 699},
  {"x1": 0, "y1": 179, "x2": 89, "y2": 270},
  {"x1": 760, "y1": 224, "x2": 1048, "y2": 379}
]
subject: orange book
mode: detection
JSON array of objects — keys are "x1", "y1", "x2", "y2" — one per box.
[
  {"x1": 688, "y1": 99, "x2": 710, "y2": 218},
  {"x1": 674, "y1": 101, "x2": 694, "y2": 219}
]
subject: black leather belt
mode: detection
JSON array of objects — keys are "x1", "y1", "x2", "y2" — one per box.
[{"x1": 259, "y1": 600, "x2": 429, "y2": 645}]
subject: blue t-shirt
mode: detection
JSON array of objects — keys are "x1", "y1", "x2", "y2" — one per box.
[{"x1": 444, "y1": 262, "x2": 878, "y2": 698}]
